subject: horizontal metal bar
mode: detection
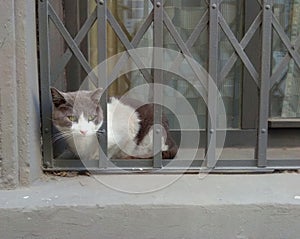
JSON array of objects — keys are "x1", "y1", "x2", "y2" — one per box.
[
  {"x1": 268, "y1": 160, "x2": 300, "y2": 167},
  {"x1": 269, "y1": 118, "x2": 300, "y2": 128},
  {"x1": 208, "y1": 168, "x2": 274, "y2": 173},
  {"x1": 44, "y1": 167, "x2": 276, "y2": 174},
  {"x1": 46, "y1": 158, "x2": 300, "y2": 173}
]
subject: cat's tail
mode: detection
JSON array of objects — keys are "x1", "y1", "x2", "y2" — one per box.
[{"x1": 162, "y1": 133, "x2": 178, "y2": 159}]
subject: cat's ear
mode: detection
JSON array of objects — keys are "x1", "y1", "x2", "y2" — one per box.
[
  {"x1": 50, "y1": 87, "x2": 66, "y2": 107},
  {"x1": 90, "y1": 88, "x2": 103, "y2": 104}
]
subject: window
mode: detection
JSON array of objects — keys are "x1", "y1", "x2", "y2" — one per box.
[{"x1": 39, "y1": 0, "x2": 300, "y2": 172}]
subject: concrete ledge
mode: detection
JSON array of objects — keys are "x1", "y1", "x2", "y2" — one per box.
[{"x1": 1, "y1": 174, "x2": 300, "y2": 238}]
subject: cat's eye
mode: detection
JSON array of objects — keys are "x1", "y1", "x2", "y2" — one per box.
[
  {"x1": 67, "y1": 115, "x2": 77, "y2": 122},
  {"x1": 88, "y1": 115, "x2": 96, "y2": 122}
]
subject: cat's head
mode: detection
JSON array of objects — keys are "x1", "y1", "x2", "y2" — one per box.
[{"x1": 50, "y1": 87, "x2": 103, "y2": 136}]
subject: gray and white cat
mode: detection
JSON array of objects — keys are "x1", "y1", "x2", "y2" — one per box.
[{"x1": 50, "y1": 87, "x2": 178, "y2": 159}]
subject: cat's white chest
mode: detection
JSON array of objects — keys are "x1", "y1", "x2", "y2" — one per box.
[
  {"x1": 106, "y1": 98, "x2": 168, "y2": 158},
  {"x1": 107, "y1": 98, "x2": 140, "y2": 158},
  {"x1": 68, "y1": 135, "x2": 99, "y2": 159}
]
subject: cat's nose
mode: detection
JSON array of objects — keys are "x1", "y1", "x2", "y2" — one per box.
[{"x1": 80, "y1": 130, "x2": 87, "y2": 135}]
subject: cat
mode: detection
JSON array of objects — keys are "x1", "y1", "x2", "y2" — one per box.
[{"x1": 50, "y1": 87, "x2": 178, "y2": 160}]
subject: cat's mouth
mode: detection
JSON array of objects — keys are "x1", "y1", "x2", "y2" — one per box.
[{"x1": 73, "y1": 131, "x2": 96, "y2": 137}]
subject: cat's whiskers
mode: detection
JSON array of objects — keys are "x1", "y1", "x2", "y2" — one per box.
[
  {"x1": 96, "y1": 129, "x2": 106, "y2": 135},
  {"x1": 52, "y1": 131, "x2": 72, "y2": 143},
  {"x1": 46, "y1": 116, "x2": 56, "y2": 122}
]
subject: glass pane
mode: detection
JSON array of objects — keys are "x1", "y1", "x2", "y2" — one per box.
[
  {"x1": 220, "y1": 0, "x2": 244, "y2": 41},
  {"x1": 219, "y1": 0, "x2": 245, "y2": 128},
  {"x1": 89, "y1": 0, "x2": 153, "y2": 97},
  {"x1": 108, "y1": 0, "x2": 153, "y2": 38},
  {"x1": 162, "y1": 0, "x2": 208, "y2": 138},
  {"x1": 270, "y1": 0, "x2": 300, "y2": 118},
  {"x1": 164, "y1": 0, "x2": 208, "y2": 66},
  {"x1": 220, "y1": 59, "x2": 243, "y2": 128}
]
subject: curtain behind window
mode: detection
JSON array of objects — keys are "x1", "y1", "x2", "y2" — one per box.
[{"x1": 281, "y1": 0, "x2": 300, "y2": 117}]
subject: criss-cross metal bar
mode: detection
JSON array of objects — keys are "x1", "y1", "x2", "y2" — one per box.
[
  {"x1": 51, "y1": 9, "x2": 97, "y2": 84},
  {"x1": 169, "y1": 10, "x2": 209, "y2": 73},
  {"x1": 220, "y1": 11, "x2": 262, "y2": 85},
  {"x1": 162, "y1": 9, "x2": 208, "y2": 91},
  {"x1": 107, "y1": 9, "x2": 153, "y2": 84},
  {"x1": 270, "y1": 34, "x2": 300, "y2": 89},
  {"x1": 163, "y1": 11, "x2": 194, "y2": 58},
  {"x1": 272, "y1": 15, "x2": 300, "y2": 69},
  {"x1": 219, "y1": 14, "x2": 259, "y2": 85},
  {"x1": 108, "y1": 10, "x2": 154, "y2": 84},
  {"x1": 270, "y1": 16, "x2": 300, "y2": 89},
  {"x1": 48, "y1": 3, "x2": 98, "y2": 84},
  {"x1": 187, "y1": 10, "x2": 209, "y2": 48}
]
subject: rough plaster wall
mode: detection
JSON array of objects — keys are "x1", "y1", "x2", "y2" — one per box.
[
  {"x1": 15, "y1": 0, "x2": 42, "y2": 185},
  {"x1": 0, "y1": 0, "x2": 42, "y2": 188},
  {"x1": 0, "y1": 205, "x2": 300, "y2": 239},
  {"x1": 0, "y1": 91, "x2": 2, "y2": 179},
  {"x1": 0, "y1": 0, "x2": 19, "y2": 188},
  {"x1": 15, "y1": 0, "x2": 29, "y2": 185}
]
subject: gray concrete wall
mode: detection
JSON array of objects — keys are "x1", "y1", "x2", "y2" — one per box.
[
  {"x1": 1, "y1": 174, "x2": 300, "y2": 239},
  {"x1": 0, "y1": 0, "x2": 19, "y2": 189},
  {"x1": 2, "y1": 205, "x2": 300, "y2": 239},
  {"x1": 0, "y1": 0, "x2": 42, "y2": 189}
]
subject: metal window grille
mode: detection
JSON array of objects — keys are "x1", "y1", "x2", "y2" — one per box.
[{"x1": 38, "y1": 0, "x2": 300, "y2": 172}]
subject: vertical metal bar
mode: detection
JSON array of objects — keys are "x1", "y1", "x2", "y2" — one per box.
[
  {"x1": 97, "y1": 0, "x2": 108, "y2": 168},
  {"x1": 256, "y1": 0, "x2": 273, "y2": 167},
  {"x1": 206, "y1": 0, "x2": 219, "y2": 168},
  {"x1": 153, "y1": 0, "x2": 163, "y2": 168},
  {"x1": 39, "y1": 0, "x2": 53, "y2": 168}
]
